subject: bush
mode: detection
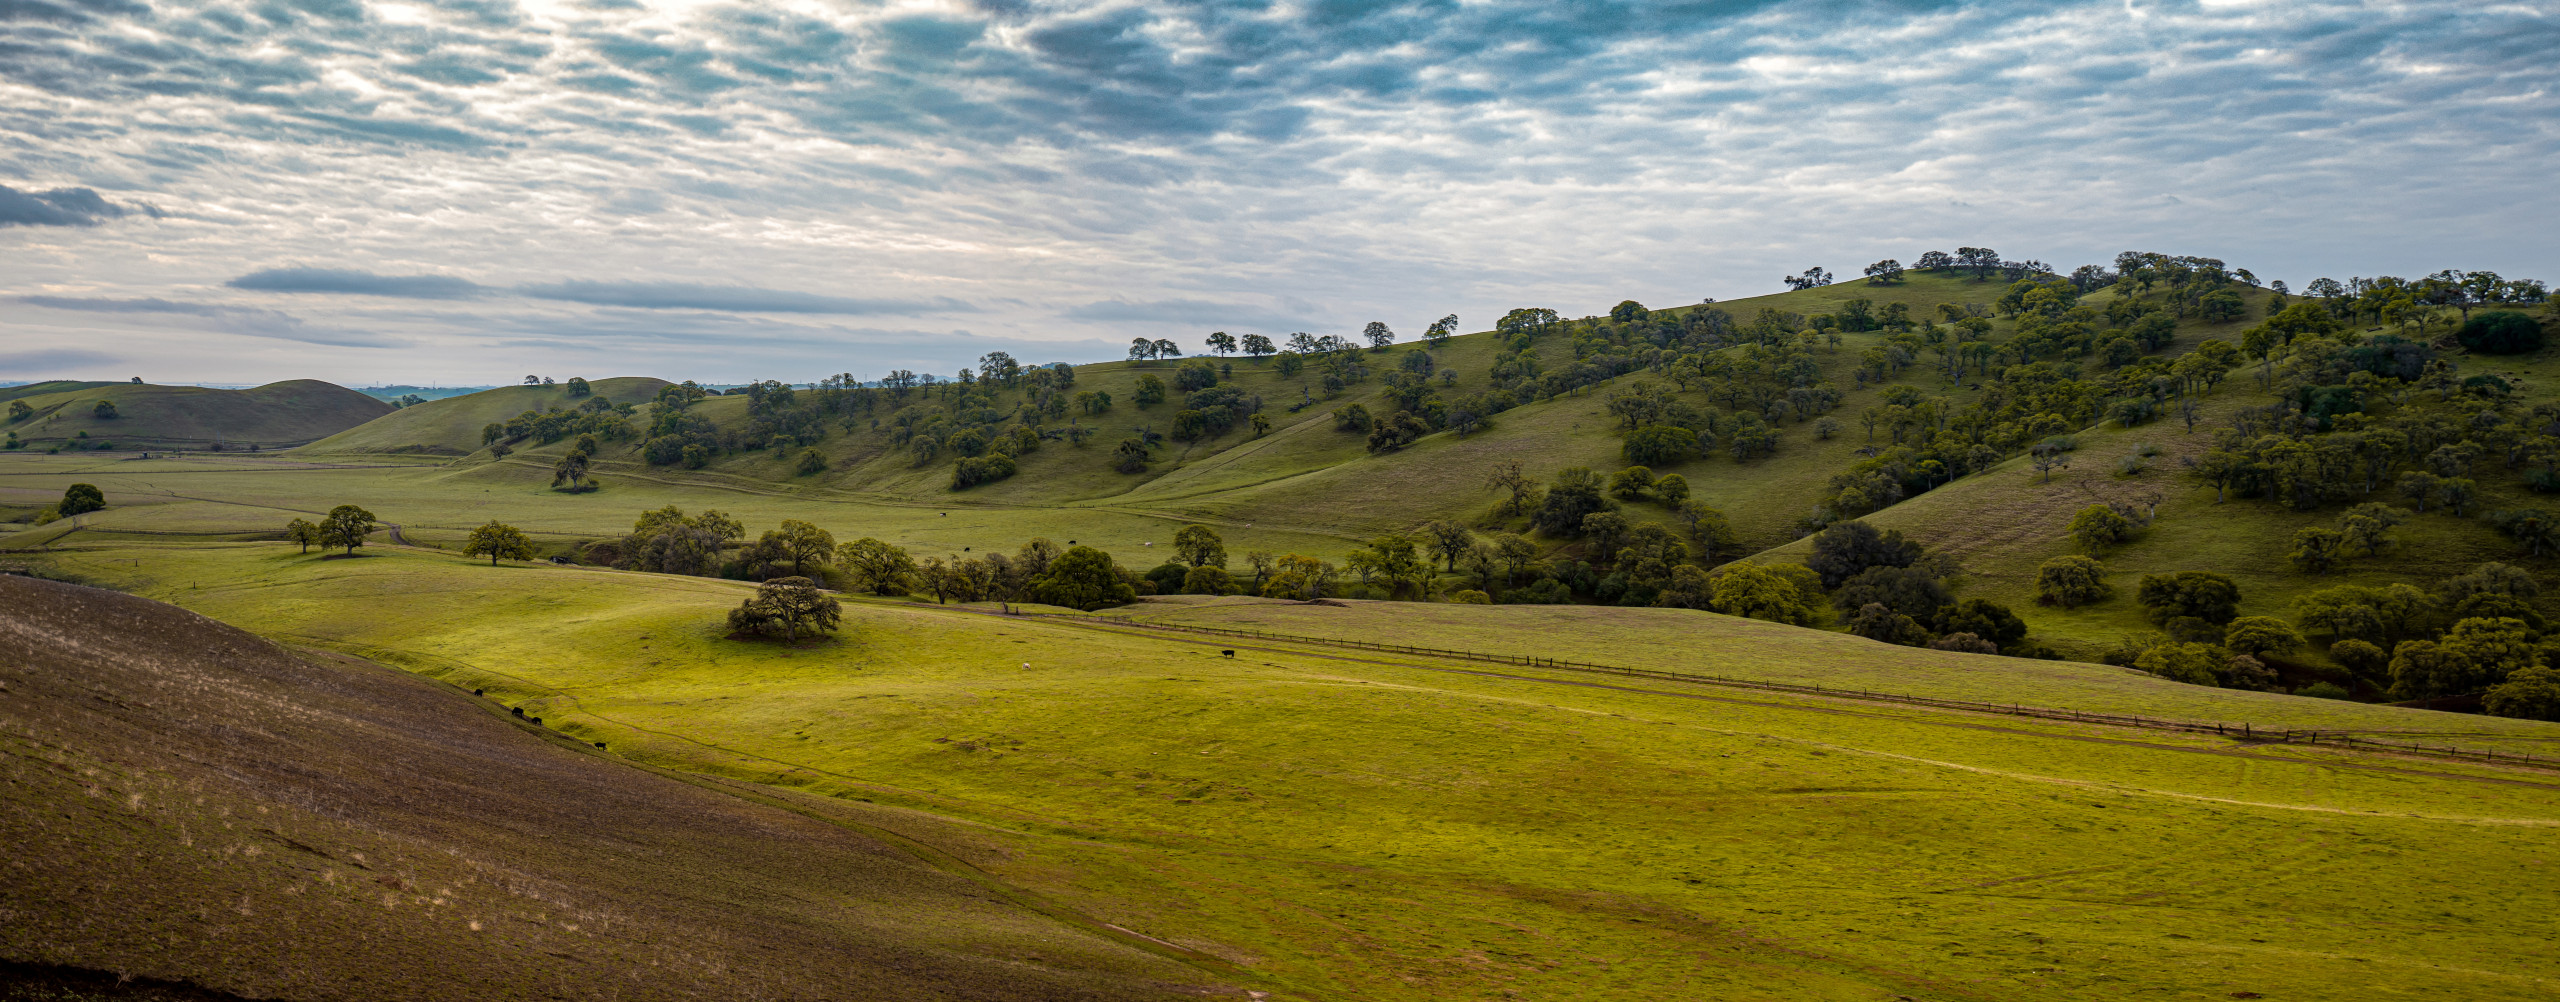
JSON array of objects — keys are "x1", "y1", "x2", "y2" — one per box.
[
  {"x1": 2221, "y1": 616, "x2": 2305, "y2": 659},
  {"x1": 1932, "y1": 599, "x2": 2027, "y2": 650},
  {"x1": 1848, "y1": 602, "x2": 1933, "y2": 646},
  {"x1": 951, "y1": 454, "x2": 1017, "y2": 489},
  {"x1": 1622, "y1": 424, "x2": 1697, "y2": 466},
  {"x1": 1449, "y1": 589, "x2": 1492, "y2": 604},
  {"x1": 2136, "y1": 571, "x2": 2240, "y2": 625},
  {"x1": 1180, "y1": 565, "x2": 1234, "y2": 595},
  {"x1": 2135, "y1": 643, "x2": 2226, "y2": 686},
  {"x1": 2484, "y1": 666, "x2": 2560, "y2": 720},
  {"x1": 2327, "y1": 638, "x2": 2388, "y2": 678},
  {"x1": 57, "y1": 483, "x2": 105, "y2": 516},
  {"x1": 1029, "y1": 546, "x2": 1137, "y2": 610},
  {"x1": 2036, "y1": 555, "x2": 2111, "y2": 607},
  {"x1": 2457, "y1": 311, "x2": 2542, "y2": 355},
  {"x1": 2293, "y1": 681, "x2": 2354, "y2": 701},
  {"x1": 1501, "y1": 578, "x2": 1573, "y2": 604}
]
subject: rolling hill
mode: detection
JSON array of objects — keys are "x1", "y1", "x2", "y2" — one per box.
[
  {"x1": 2, "y1": 380, "x2": 391, "y2": 451},
  {"x1": 0, "y1": 571, "x2": 1227, "y2": 1001},
  {"x1": 11, "y1": 539, "x2": 2560, "y2": 1001},
  {"x1": 299, "y1": 377, "x2": 671, "y2": 456},
  {"x1": 12, "y1": 260, "x2": 2554, "y2": 707}
]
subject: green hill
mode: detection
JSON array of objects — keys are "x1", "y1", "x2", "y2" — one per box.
[
  {"x1": 14, "y1": 539, "x2": 2558, "y2": 1002},
  {"x1": 299, "y1": 377, "x2": 671, "y2": 456},
  {"x1": 1, "y1": 379, "x2": 391, "y2": 450},
  {"x1": 447, "y1": 270, "x2": 2248, "y2": 547},
  {"x1": 0, "y1": 571, "x2": 1222, "y2": 1001}
]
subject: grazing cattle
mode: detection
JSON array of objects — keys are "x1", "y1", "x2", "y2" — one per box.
[
  {"x1": 511, "y1": 706, "x2": 524, "y2": 717},
  {"x1": 594, "y1": 742, "x2": 607, "y2": 750},
  {"x1": 474, "y1": 688, "x2": 485, "y2": 696},
  {"x1": 1222, "y1": 650, "x2": 1235, "y2": 658}
]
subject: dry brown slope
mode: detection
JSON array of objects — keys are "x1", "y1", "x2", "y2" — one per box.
[{"x1": 0, "y1": 573, "x2": 1227, "y2": 1002}]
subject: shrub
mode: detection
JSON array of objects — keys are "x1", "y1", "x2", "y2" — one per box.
[
  {"x1": 1707, "y1": 563, "x2": 1825, "y2": 625},
  {"x1": 1848, "y1": 602, "x2": 1933, "y2": 646},
  {"x1": 1653, "y1": 474, "x2": 1689, "y2": 504},
  {"x1": 1144, "y1": 561, "x2": 1189, "y2": 594},
  {"x1": 1181, "y1": 565, "x2": 1234, "y2": 595},
  {"x1": 2456, "y1": 310, "x2": 2542, "y2": 355},
  {"x1": 1833, "y1": 565, "x2": 1949, "y2": 620},
  {"x1": 2221, "y1": 616, "x2": 2305, "y2": 659},
  {"x1": 2036, "y1": 555, "x2": 2111, "y2": 607},
  {"x1": 2327, "y1": 638, "x2": 2388, "y2": 678},
  {"x1": 1805, "y1": 520, "x2": 1923, "y2": 589},
  {"x1": 2484, "y1": 667, "x2": 2560, "y2": 720},
  {"x1": 2136, "y1": 570, "x2": 2241, "y2": 625},
  {"x1": 1029, "y1": 546, "x2": 1137, "y2": 610},
  {"x1": 2068, "y1": 504, "x2": 2135, "y2": 552},
  {"x1": 1501, "y1": 578, "x2": 1573, "y2": 604},
  {"x1": 57, "y1": 483, "x2": 105, "y2": 516},
  {"x1": 1932, "y1": 599, "x2": 2027, "y2": 650},
  {"x1": 2293, "y1": 681, "x2": 2354, "y2": 700},
  {"x1": 1622, "y1": 424, "x2": 1697, "y2": 466},
  {"x1": 2135, "y1": 643, "x2": 2227, "y2": 686},
  {"x1": 951, "y1": 454, "x2": 1017, "y2": 489},
  {"x1": 1449, "y1": 589, "x2": 1492, "y2": 604}
]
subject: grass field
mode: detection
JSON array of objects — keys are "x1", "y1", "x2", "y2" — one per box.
[{"x1": 16, "y1": 537, "x2": 2560, "y2": 1000}]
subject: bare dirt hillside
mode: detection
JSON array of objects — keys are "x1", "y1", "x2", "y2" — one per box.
[{"x1": 0, "y1": 573, "x2": 1225, "y2": 1002}]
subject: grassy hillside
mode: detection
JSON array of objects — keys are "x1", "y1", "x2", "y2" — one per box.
[
  {"x1": 2, "y1": 380, "x2": 390, "y2": 450},
  {"x1": 0, "y1": 380, "x2": 120, "y2": 403},
  {"x1": 301, "y1": 377, "x2": 670, "y2": 456},
  {"x1": 0, "y1": 573, "x2": 1223, "y2": 1001},
  {"x1": 1752, "y1": 308, "x2": 2560, "y2": 661},
  {"x1": 17, "y1": 538, "x2": 2560, "y2": 1000},
  {"x1": 382, "y1": 270, "x2": 2265, "y2": 547}
]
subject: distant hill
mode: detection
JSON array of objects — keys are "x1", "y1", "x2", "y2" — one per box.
[
  {"x1": 1, "y1": 379, "x2": 392, "y2": 451},
  {"x1": 300, "y1": 377, "x2": 672, "y2": 456},
  {"x1": 355, "y1": 384, "x2": 498, "y2": 403}
]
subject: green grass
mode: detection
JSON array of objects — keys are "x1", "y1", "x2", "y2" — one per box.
[
  {"x1": 23, "y1": 538, "x2": 2560, "y2": 1000},
  {"x1": 1, "y1": 380, "x2": 390, "y2": 450},
  {"x1": 1751, "y1": 318, "x2": 2560, "y2": 658},
  {"x1": 300, "y1": 377, "x2": 671, "y2": 455}
]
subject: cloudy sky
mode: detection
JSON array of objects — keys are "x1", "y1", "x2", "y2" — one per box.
[{"x1": 2, "y1": 0, "x2": 2554, "y2": 386}]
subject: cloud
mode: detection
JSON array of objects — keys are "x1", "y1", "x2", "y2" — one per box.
[
  {"x1": 0, "y1": 185, "x2": 150, "y2": 227},
  {"x1": 0, "y1": 347, "x2": 123, "y2": 375},
  {"x1": 8, "y1": 295, "x2": 405, "y2": 348},
  {"x1": 2, "y1": 0, "x2": 2557, "y2": 384},
  {"x1": 516, "y1": 280, "x2": 970, "y2": 315},
  {"x1": 13, "y1": 295, "x2": 224, "y2": 315},
  {"x1": 1062, "y1": 298, "x2": 1324, "y2": 331},
  {"x1": 226, "y1": 268, "x2": 491, "y2": 299}
]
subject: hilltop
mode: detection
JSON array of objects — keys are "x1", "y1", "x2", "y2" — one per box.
[
  {"x1": 2, "y1": 379, "x2": 390, "y2": 451},
  {"x1": 301, "y1": 377, "x2": 671, "y2": 457}
]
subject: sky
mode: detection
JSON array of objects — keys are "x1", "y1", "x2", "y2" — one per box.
[{"x1": 2, "y1": 0, "x2": 2554, "y2": 387}]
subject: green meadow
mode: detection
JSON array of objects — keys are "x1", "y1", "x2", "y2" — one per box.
[{"x1": 22, "y1": 538, "x2": 2560, "y2": 1001}]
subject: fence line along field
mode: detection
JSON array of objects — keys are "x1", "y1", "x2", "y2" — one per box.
[{"x1": 12, "y1": 537, "x2": 2560, "y2": 1001}]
